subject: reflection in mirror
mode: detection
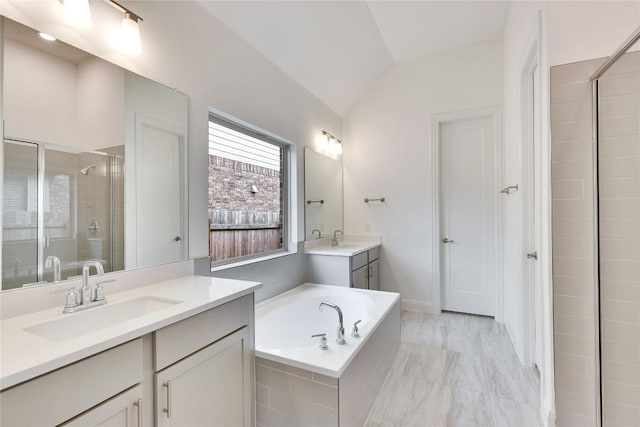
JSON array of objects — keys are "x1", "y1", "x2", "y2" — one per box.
[
  {"x1": 1, "y1": 17, "x2": 188, "y2": 290},
  {"x1": 304, "y1": 148, "x2": 343, "y2": 241}
]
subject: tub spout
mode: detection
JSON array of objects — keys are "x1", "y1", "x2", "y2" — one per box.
[{"x1": 319, "y1": 301, "x2": 346, "y2": 345}]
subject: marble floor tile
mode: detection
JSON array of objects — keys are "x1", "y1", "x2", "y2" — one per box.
[
  {"x1": 491, "y1": 396, "x2": 543, "y2": 427},
  {"x1": 366, "y1": 310, "x2": 543, "y2": 427}
]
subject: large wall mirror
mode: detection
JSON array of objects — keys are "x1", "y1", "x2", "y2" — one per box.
[
  {"x1": 304, "y1": 148, "x2": 343, "y2": 241},
  {"x1": 1, "y1": 17, "x2": 189, "y2": 291}
]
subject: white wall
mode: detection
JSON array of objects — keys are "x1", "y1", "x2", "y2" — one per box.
[
  {"x1": 547, "y1": 0, "x2": 640, "y2": 67},
  {"x1": 1, "y1": 1, "x2": 342, "y2": 297},
  {"x1": 342, "y1": 40, "x2": 503, "y2": 310}
]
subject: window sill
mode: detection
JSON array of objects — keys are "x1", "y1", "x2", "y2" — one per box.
[{"x1": 209, "y1": 248, "x2": 298, "y2": 272}]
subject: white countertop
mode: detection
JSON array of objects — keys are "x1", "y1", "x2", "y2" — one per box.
[
  {"x1": 304, "y1": 239, "x2": 381, "y2": 257},
  {"x1": 0, "y1": 275, "x2": 261, "y2": 390}
]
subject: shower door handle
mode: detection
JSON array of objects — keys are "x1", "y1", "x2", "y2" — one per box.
[
  {"x1": 527, "y1": 251, "x2": 538, "y2": 260},
  {"x1": 173, "y1": 236, "x2": 182, "y2": 242}
]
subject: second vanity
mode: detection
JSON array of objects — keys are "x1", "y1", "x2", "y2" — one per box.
[
  {"x1": 305, "y1": 237, "x2": 381, "y2": 290},
  {"x1": 0, "y1": 274, "x2": 261, "y2": 426}
]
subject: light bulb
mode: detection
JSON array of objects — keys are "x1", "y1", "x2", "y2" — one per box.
[
  {"x1": 118, "y1": 12, "x2": 142, "y2": 55},
  {"x1": 63, "y1": 0, "x2": 92, "y2": 29}
]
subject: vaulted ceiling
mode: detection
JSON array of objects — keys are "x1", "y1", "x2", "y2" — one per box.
[{"x1": 199, "y1": 1, "x2": 510, "y2": 117}]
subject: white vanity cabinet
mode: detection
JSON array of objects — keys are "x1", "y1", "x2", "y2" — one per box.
[
  {"x1": 0, "y1": 291, "x2": 256, "y2": 427},
  {"x1": 153, "y1": 294, "x2": 254, "y2": 427},
  {"x1": 0, "y1": 339, "x2": 143, "y2": 427},
  {"x1": 307, "y1": 245, "x2": 381, "y2": 290},
  {"x1": 62, "y1": 385, "x2": 143, "y2": 427}
]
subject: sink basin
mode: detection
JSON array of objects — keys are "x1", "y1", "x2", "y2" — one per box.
[{"x1": 24, "y1": 296, "x2": 183, "y2": 342}]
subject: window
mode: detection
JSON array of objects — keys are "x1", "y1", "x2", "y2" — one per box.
[{"x1": 208, "y1": 114, "x2": 289, "y2": 265}]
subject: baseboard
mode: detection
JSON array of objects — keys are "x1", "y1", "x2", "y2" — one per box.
[
  {"x1": 545, "y1": 409, "x2": 556, "y2": 427},
  {"x1": 400, "y1": 298, "x2": 435, "y2": 314}
]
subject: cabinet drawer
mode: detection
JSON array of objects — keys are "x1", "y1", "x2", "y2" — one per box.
[
  {"x1": 154, "y1": 293, "x2": 253, "y2": 371},
  {"x1": 0, "y1": 338, "x2": 142, "y2": 426},
  {"x1": 368, "y1": 246, "x2": 380, "y2": 262},
  {"x1": 351, "y1": 252, "x2": 368, "y2": 271}
]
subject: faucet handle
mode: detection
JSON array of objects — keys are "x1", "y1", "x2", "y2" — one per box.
[
  {"x1": 352, "y1": 320, "x2": 362, "y2": 338},
  {"x1": 51, "y1": 287, "x2": 79, "y2": 309},
  {"x1": 311, "y1": 333, "x2": 329, "y2": 350},
  {"x1": 94, "y1": 279, "x2": 115, "y2": 302}
]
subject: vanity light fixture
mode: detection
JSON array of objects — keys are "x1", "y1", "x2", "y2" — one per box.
[
  {"x1": 38, "y1": 32, "x2": 57, "y2": 42},
  {"x1": 106, "y1": 0, "x2": 143, "y2": 55},
  {"x1": 63, "y1": 0, "x2": 92, "y2": 29},
  {"x1": 321, "y1": 130, "x2": 342, "y2": 155}
]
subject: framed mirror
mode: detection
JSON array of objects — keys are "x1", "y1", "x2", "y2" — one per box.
[
  {"x1": 304, "y1": 148, "x2": 343, "y2": 241},
  {"x1": 1, "y1": 17, "x2": 189, "y2": 290}
]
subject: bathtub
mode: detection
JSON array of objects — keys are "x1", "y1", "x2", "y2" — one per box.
[{"x1": 255, "y1": 283, "x2": 400, "y2": 426}]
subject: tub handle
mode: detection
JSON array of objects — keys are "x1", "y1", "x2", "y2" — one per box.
[
  {"x1": 312, "y1": 333, "x2": 329, "y2": 350},
  {"x1": 352, "y1": 320, "x2": 362, "y2": 338}
]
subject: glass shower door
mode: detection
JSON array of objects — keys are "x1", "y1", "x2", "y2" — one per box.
[
  {"x1": 2, "y1": 140, "x2": 39, "y2": 289},
  {"x1": 597, "y1": 50, "x2": 640, "y2": 426}
]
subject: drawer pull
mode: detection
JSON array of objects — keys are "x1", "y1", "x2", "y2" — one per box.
[
  {"x1": 133, "y1": 398, "x2": 142, "y2": 427},
  {"x1": 162, "y1": 381, "x2": 171, "y2": 418}
]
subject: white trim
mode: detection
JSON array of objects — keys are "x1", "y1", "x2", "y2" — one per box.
[
  {"x1": 400, "y1": 298, "x2": 434, "y2": 314},
  {"x1": 209, "y1": 248, "x2": 298, "y2": 272},
  {"x1": 431, "y1": 105, "x2": 504, "y2": 319}
]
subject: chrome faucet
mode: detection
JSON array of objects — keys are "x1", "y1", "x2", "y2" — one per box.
[
  {"x1": 319, "y1": 301, "x2": 346, "y2": 344},
  {"x1": 81, "y1": 261, "x2": 104, "y2": 305},
  {"x1": 311, "y1": 229, "x2": 322, "y2": 239},
  {"x1": 45, "y1": 256, "x2": 62, "y2": 283},
  {"x1": 331, "y1": 230, "x2": 343, "y2": 247}
]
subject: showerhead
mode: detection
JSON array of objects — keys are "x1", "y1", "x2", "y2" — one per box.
[{"x1": 80, "y1": 164, "x2": 96, "y2": 175}]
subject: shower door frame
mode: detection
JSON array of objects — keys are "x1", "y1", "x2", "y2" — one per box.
[{"x1": 589, "y1": 24, "x2": 640, "y2": 427}]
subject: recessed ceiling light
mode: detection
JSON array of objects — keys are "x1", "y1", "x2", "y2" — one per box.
[{"x1": 38, "y1": 32, "x2": 56, "y2": 42}]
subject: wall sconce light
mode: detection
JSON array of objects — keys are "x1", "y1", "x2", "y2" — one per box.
[
  {"x1": 63, "y1": 0, "x2": 92, "y2": 29},
  {"x1": 106, "y1": 0, "x2": 143, "y2": 55},
  {"x1": 321, "y1": 130, "x2": 342, "y2": 155}
]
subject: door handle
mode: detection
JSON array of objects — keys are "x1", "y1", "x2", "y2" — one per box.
[
  {"x1": 173, "y1": 236, "x2": 182, "y2": 242},
  {"x1": 162, "y1": 381, "x2": 171, "y2": 418},
  {"x1": 133, "y1": 398, "x2": 142, "y2": 427},
  {"x1": 441, "y1": 237, "x2": 455, "y2": 244},
  {"x1": 527, "y1": 251, "x2": 538, "y2": 260}
]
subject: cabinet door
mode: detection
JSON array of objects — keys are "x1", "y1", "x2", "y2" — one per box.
[
  {"x1": 155, "y1": 327, "x2": 251, "y2": 427},
  {"x1": 352, "y1": 265, "x2": 368, "y2": 289},
  {"x1": 368, "y1": 259, "x2": 380, "y2": 290},
  {"x1": 62, "y1": 385, "x2": 142, "y2": 427}
]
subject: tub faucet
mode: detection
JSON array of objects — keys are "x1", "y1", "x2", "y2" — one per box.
[
  {"x1": 331, "y1": 230, "x2": 343, "y2": 247},
  {"x1": 312, "y1": 229, "x2": 322, "y2": 239},
  {"x1": 81, "y1": 261, "x2": 104, "y2": 305},
  {"x1": 45, "y1": 255, "x2": 62, "y2": 283},
  {"x1": 319, "y1": 301, "x2": 346, "y2": 344}
]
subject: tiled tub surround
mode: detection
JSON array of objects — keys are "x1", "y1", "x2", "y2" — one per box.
[
  {"x1": 255, "y1": 284, "x2": 400, "y2": 426},
  {"x1": 597, "y1": 51, "x2": 640, "y2": 427}
]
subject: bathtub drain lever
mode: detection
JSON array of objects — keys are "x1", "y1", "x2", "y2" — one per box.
[
  {"x1": 312, "y1": 333, "x2": 329, "y2": 350},
  {"x1": 351, "y1": 320, "x2": 362, "y2": 338}
]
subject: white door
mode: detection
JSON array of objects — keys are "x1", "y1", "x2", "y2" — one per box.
[
  {"x1": 440, "y1": 117, "x2": 496, "y2": 316},
  {"x1": 135, "y1": 116, "x2": 185, "y2": 268}
]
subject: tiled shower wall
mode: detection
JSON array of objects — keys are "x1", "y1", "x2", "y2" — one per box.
[
  {"x1": 550, "y1": 57, "x2": 603, "y2": 426},
  {"x1": 597, "y1": 51, "x2": 640, "y2": 427},
  {"x1": 551, "y1": 52, "x2": 640, "y2": 426}
]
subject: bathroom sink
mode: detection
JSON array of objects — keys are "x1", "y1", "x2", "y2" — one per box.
[{"x1": 24, "y1": 296, "x2": 183, "y2": 342}]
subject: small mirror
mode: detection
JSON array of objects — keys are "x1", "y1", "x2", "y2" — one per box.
[
  {"x1": 1, "y1": 17, "x2": 188, "y2": 290},
  {"x1": 304, "y1": 148, "x2": 343, "y2": 241}
]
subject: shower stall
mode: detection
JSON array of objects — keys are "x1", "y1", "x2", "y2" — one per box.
[
  {"x1": 551, "y1": 25, "x2": 640, "y2": 426},
  {"x1": 592, "y1": 28, "x2": 640, "y2": 427},
  {"x1": 2, "y1": 138, "x2": 124, "y2": 290}
]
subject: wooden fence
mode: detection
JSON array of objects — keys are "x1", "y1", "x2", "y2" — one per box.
[{"x1": 209, "y1": 210, "x2": 282, "y2": 262}]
